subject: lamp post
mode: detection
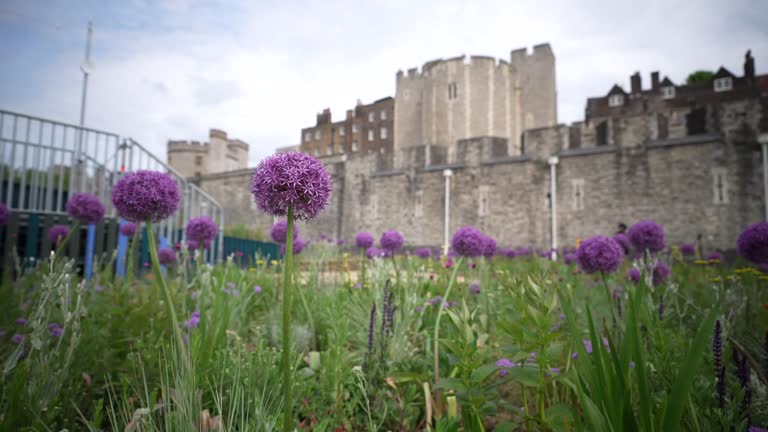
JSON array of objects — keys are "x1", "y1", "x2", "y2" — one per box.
[
  {"x1": 548, "y1": 156, "x2": 559, "y2": 261},
  {"x1": 760, "y1": 133, "x2": 768, "y2": 220},
  {"x1": 75, "y1": 21, "x2": 94, "y2": 192},
  {"x1": 443, "y1": 169, "x2": 453, "y2": 256}
]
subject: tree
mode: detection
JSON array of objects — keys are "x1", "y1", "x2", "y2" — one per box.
[{"x1": 686, "y1": 70, "x2": 714, "y2": 85}]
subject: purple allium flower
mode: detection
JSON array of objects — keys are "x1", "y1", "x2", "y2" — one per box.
[
  {"x1": 0, "y1": 203, "x2": 10, "y2": 226},
  {"x1": 628, "y1": 220, "x2": 665, "y2": 253},
  {"x1": 48, "y1": 323, "x2": 64, "y2": 337},
  {"x1": 680, "y1": 243, "x2": 695, "y2": 256},
  {"x1": 112, "y1": 170, "x2": 180, "y2": 222},
  {"x1": 738, "y1": 222, "x2": 768, "y2": 264},
  {"x1": 706, "y1": 251, "x2": 724, "y2": 263},
  {"x1": 47, "y1": 225, "x2": 70, "y2": 244},
  {"x1": 482, "y1": 236, "x2": 497, "y2": 258},
  {"x1": 186, "y1": 311, "x2": 201, "y2": 329},
  {"x1": 517, "y1": 246, "x2": 531, "y2": 256},
  {"x1": 414, "y1": 247, "x2": 432, "y2": 259},
  {"x1": 11, "y1": 334, "x2": 24, "y2": 344},
  {"x1": 628, "y1": 267, "x2": 641, "y2": 284},
  {"x1": 576, "y1": 236, "x2": 624, "y2": 274},
  {"x1": 652, "y1": 262, "x2": 671, "y2": 287},
  {"x1": 469, "y1": 283, "x2": 481, "y2": 294},
  {"x1": 281, "y1": 238, "x2": 308, "y2": 255},
  {"x1": 14, "y1": 318, "x2": 27, "y2": 326},
  {"x1": 119, "y1": 222, "x2": 137, "y2": 237},
  {"x1": 186, "y1": 216, "x2": 218, "y2": 244},
  {"x1": 66, "y1": 193, "x2": 105, "y2": 225},
  {"x1": 451, "y1": 226, "x2": 485, "y2": 257},
  {"x1": 251, "y1": 152, "x2": 332, "y2": 221},
  {"x1": 613, "y1": 233, "x2": 631, "y2": 254},
  {"x1": 187, "y1": 240, "x2": 199, "y2": 252},
  {"x1": 158, "y1": 247, "x2": 177, "y2": 265},
  {"x1": 270, "y1": 220, "x2": 299, "y2": 244},
  {"x1": 380, "y1": 230, "x2": 404, "y2": 253},
  {"x1": 355, "y1": 232, "x2": 374, "y2": 249},
  {"x1": 500, "y1": 248, "x2": 516, "y2": 258},
  {"x1": 366, "y1": 246, "x2": 382, "y2": 259},
  {"x1": 564, "y1": 253, "x2": 577, "y2": 265}
]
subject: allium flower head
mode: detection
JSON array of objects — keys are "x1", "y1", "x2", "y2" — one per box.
[
  {"x1": 564, "y1": 253, "x2": 577, "y2": 265},
  {"x1": 270, "y1": 220, "x2": 298, "y2": 244},
  {"x1": 652, "y1": 262, "x2": 671, "y2": 287},
  {"x1": 628, "y1": 220, "x2": 665, "y2": 253},
  {"x1": 48, "y1": 225, "x2": 70, "y2": 244},
  {"x1": 158, "y1": 247, "x2": 177, "y2": 265},
  {"x1": 628, "y1": 267, "x2": 641, "y2": 284},
  {"x1": 187, "y1": 240, "x2": 199, "y2": 252},
  {"x1": 251, "y1": 152, "x2": 332, "y2": 220},
  {"x1": 451, "y1": 226, "x2": 485, "y2": 257},
  {"x1": 576, "y1": 236, "x2": 624, "y2": 274},
  {"x1": 380, "y1": 230, "x2": 404, "y2": 253},
  {"x1": 355, "y1": 232, "x2": 374, "y2": 249},
  {"x1": 112, "y1": 170, "x2": 180, "y2": 222},
  {"x1": 500, "y1": 248, "x2": 516, "y2": 258},
  {"x1": 482, "y1": 236, "x2": 497, "y2": 258},
  {"x1": 613, "y1": 233, "x2": 631, "y2": 253},
  {"x1": 366, "y1": 246, "x2": 384, "y2": 259},
  {"x1": 706, "y1": 251, "x2": 724, "y2": 263},
  {"x1": 469, "y1": 283, "x2": 481, "y2": 294},
  {"x1": 737, "y1": 222, "x2": 768, "y2": 264},
  {"x1": 414, "y1": 247, "x2": 432, "y2": 259},
  {"x1": 680, "y1": 243, "x2": 696, "y2": 256},
  {"x1": 185, "y1": 216, "x2": 218, "y2": 244},
  {"x1": 119, "y1": 222, "x2": 137, "y2": 237},
  {"x1": 0, "y1": 203, "x2": 10, "y2": 226},
  {"x1": 66, "y1": 193, "x2": 105, "y2": 225}
]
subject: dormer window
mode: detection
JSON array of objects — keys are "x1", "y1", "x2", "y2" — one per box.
[
  {"x1": 661, "y1": 86, "x2": 675, "y2": 99},
  {"x1": 713, "y1": 77, "x2": 732, "y2": 92},
  {"x1": 608, "y1": 94, "x2": 624, "y2": 107}
]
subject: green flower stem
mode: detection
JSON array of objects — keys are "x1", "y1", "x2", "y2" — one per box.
[
  {"x1": 600, "y1": 273, "x2": 622, "y2": 329},
  {"x1": 125, "y1": 235, "x2": 137, "y2": 285},
  {"x1": 146, "y1": 222, "x2": 188, "y2": 369},
  {"x1": 53, "y1": 221, "x2": 80, "y2": 265},
  {"x1": 360, "y1": 250, "x2": 366, "y2": 288},
  {"x1": 433, "y1": 255, "x2": 464, "y2": 385},
  {"x1": 282, "y1": 207, "x2": 295, "y2": 432}
]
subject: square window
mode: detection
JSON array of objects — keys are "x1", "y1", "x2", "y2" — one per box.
[
  {"x1": 714, "y1": 77, "x2": 732, "y2": 92},
  {"x1": 661, "y1": 86, "x2": 675, "y2": 99},
  {"x1": 608, "y1": 94, "x2": 624, "y2": 107}
]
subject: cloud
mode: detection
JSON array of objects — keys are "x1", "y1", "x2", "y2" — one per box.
[{"x1": 0, "y1": 0, "x2": 766, "y2": 168}]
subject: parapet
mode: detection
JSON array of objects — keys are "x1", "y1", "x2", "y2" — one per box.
[
  {"x1": 510, "y1": 43, "x2": 553, "y2": 64},
  {"x1": 209, "y1": 129, "x2": 227, "y2": 140},
  {"x1": 228, "y1": 139, "x2": 249, "y2": 150},
  {"x1": 167, "y1": 140, "x2": 209, "y2": 152},
  {"x1": 398, "y1": 53, "x2": 517, "y2": 81}
]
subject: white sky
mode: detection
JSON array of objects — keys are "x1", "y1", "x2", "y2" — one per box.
[{"x1": 1, "y1": 0, "x2": 766, "y2": 165}]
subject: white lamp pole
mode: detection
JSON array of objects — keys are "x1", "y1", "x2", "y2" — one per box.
[
  {"x1": 548, "y1": 156, "x2": 559, "y2": 260},
  {"x1": 760, "y1": 133, "x2": 768, "y2": 220},
  {"x1": 76, "y1": 21, "x2": 94, "y2": 192},
  {"x1": 443, "y1": 169, "x2": 453, "y2": 256}
]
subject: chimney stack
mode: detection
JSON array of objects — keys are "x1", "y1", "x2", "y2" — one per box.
[
  {"x1": 651, "y1": 71, "x2": 660, "y2": 89},
  {"x1": 630, "y1": 72, "x2": 642, "y2": 93},
  {"x1": 744, "y1": 50, "x2": 755, "y2": 80}
]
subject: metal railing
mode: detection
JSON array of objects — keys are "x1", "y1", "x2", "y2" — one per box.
[{"x1": 0, "y1": 109, "x2": 224, "y2": 261}]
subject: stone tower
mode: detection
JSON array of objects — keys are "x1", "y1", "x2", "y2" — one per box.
[{"x1": 394, "y1": 43, "x2": 556, "y2": 162}]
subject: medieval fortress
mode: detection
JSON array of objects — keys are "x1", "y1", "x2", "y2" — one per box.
[{"x1": 168, "y1": 44, "x2": 768, "y2": 252}]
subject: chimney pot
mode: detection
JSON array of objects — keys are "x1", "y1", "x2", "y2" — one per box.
[
  {"x1": 630, "y1": 72, "x2": 642, "y2": 93},
  {"x1": 651, "y1": 71, "x2": 660, "y2": 89}
]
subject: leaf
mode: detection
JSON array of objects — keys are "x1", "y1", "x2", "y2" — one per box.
[
  {"x1": 469, "y1": 364, "x2": 498, "y2": 385},
  {"x1": 435, "y1": 377, "x2": 467, "y2": 393},
  {"x1": 545, "y1": 403, "x2": 575, "y2": 431},
  {"x1": 661, "y1": 308, "x2": 717, "y2": 431},
  {"x1": 504, "y1": 366, "x2": 540, "y2": 387}
]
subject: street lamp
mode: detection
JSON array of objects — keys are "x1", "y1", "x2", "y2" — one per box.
[
  {"x1": 443, "y1": 169, "x2": 453, "y2": 256},
  {"x1": 759, "y1": 133, "x2": 768, "y2": 220},
  {"x1": 547, "y1": 156, "x2": 559, "y2": 261}
]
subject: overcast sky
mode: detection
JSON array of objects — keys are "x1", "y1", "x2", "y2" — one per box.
[{"x1": 1, "y1": 0, "x2": 766, "y2": 166}]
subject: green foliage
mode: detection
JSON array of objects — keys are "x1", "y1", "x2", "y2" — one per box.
[
  {"x1": 686, "y1": 70, "x2": 714, "y2": 84},
  {"x1": 224, "y1": 224, "x2": 264, "y2": 241}
]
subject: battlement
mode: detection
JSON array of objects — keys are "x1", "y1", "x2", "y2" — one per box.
[
  {"x1": 228, "y1": 139, "x2": 249, "y2": 151},
  {"x1": 209, "y1": 128, "x2": 227, "y2": 140},
  {"x1": 167, "y1": 140, "x2": 209, "y2": 152},
  {"x1": 510, "y1": 43, "x2": 554, "y2": 64},
  {"x1": 397, "y1": 52, "x2": 519, "y2": 81}
]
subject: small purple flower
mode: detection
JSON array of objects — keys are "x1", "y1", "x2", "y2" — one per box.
[
  {"x1": 706, "y1": 251, "x2": 724, "y2": 263},
  {"x1": 576, "y1": 236, "x2": 624, "y2": 274},
  {"x1": 0, "y1": 203, "x2": 10, "y2": 226},
  {"x1": 186, "y1": 217, "x2": 218, "y2": 244},
  {"x1": 254, "y1": 285, "x2": 263, "y2": 294},
  {"x1": 451, "y1": 227, "x2": 485, "y2": 257},
  {"x1": 186, "y1": 311, "x2": 201, "y2": 329},
  {"x1": 112, "y1": 170, "x2": 180, "y2": 222},
  {"x1": 15, "y1": 318, "x2": 27, "y2": 326},
  {"x1": 48, "y1": 323, "x2": 64, "y2": 337},
  {"x1": 355, "y1": 232, "x2": 374, "y2": 249},
  {"x1": 496, "y1": 358, "x2": 515, "y2": 368},
  {"x1": 469, "y1": 283, "x2": 481, "y2": 294},
  {"x1": 628, "y1": 267, "x2": 641, "y2": 284},
  {"x1": 481, "y1": 236, "x2": 497, "y2": 258},
  {"x1": 429, "y1": 295, "x2": 443, "y2": 306},
  {"x1": 270, "y1": 220, "x2": 299, "y2": 244},
  {"x1": 380, "y1": 230, "x2": 404, "y2": 254},
  {"x1": 158, "y1": 247, "x2": 177, "y2": 265},
  {"x1": 652, "y1": 262, "x2": 671, "y2": 287},
  {"x1": 47, "y1": 225, "x2": 70, "y2": 244},
  {"x1": 680, "y1": 243, "x2": 695, "y2": 256},
  {"x1": 415, "y1": 306, "x2": 424, "y2": 313},
  {"x1": 353, "y1": 283, "x2": 362, "y2": 289},
  {"x1": 414, "y1": 247, "x2": 432, "y2": 259},
  {"x1": 629, "y1": 361, "x2": 635, "y2": 368},
  {"x1": 11, "y1": 334, "x2": 24, "y2": 344},
  {"x1": 564, "y1": 253, "x2": 577, "y2": 265},
  {"x1": 582, "y1": 339, "x2": 593, "y2": 354},
  {"x1": 549, "y1": 367, "x2": 560, "y2": 374},
  {"x1": 66, "y1": 193, "x2": 105, "y2": 225},
  {"x1": 119, "y1": 222, "x2": 137, "y2": 238},
  {"x1": 738, "y1": 222, "x2": 768, "y2": 264},
  {"x1": 500, "y1": 248, "x2": 516, "y2": 258},
  {"x1": 251, "y1": 152, "x2": 332, "y2": 221},
  {"x1": 366, "y1": 246, "x2": 383, "y2": 259},
  {"x1": 281, "y1": 238, "x2": 309, "y2": 255},
  {"x1": 628, "y1": 220, "x2": 665, "y2": 253},
  {"x1": 336, "y1": 239, "x2": 345, "y2": 246},
  {"x1": 95, "y1": 284, "x2": 104, "y2": 292}
]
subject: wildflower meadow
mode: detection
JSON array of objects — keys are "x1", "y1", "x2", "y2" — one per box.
[{"x1": 0, "y1": 152, "x2": 766, "y2": 431}]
